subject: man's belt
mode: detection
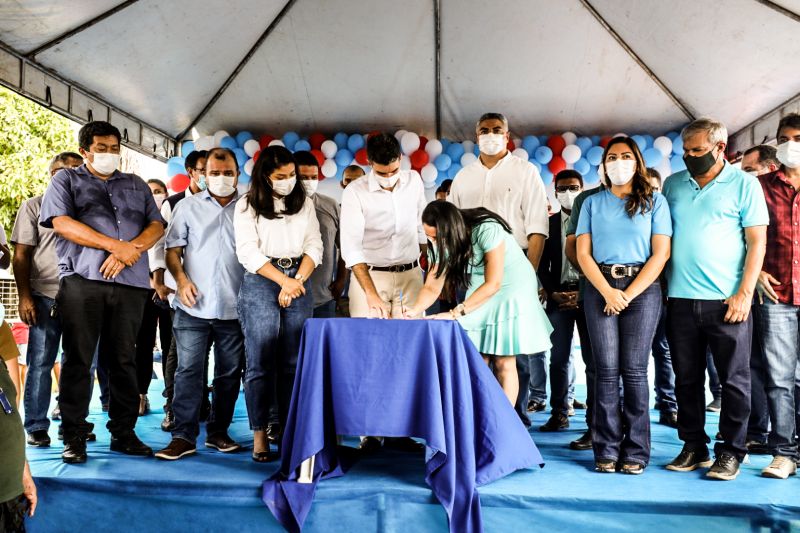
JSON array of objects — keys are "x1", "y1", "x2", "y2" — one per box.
[
  {"x1": 599, "y1": 264, "x2": 643, "y2": 279},
  {"x1": 368, "y1": 260, "x2": 420, "y2": 273}
]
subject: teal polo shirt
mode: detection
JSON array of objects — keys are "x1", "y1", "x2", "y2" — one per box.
[{"x1": 662, "y1": 162, "x2": 769, "y2": 300}]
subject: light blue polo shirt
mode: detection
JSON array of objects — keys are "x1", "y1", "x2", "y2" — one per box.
[
  {"x1": 575, "y1": 189, "x2": 672, "y2": 265},
  {"x1": 662, "y1": 162, "x2": 769, "y2": 300}
]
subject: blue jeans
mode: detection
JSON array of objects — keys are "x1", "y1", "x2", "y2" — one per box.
[
  {"x1": 172, "y1": 309, "x2": 244, "y2": 444},
  {"x1": 23, "y1": 293, "x2": 62, "y2": 433},
  {"x1": 584, "y1": 278, "x2": 661, "y2": 466},
  {"x1": 747, "y1": 329, "x2": 770, "y2": 443},
  {"x1": 238, "y1": 271, "x2": 312, "y2": 430},
  {"x1": 651, "y1": 303, "x2": 678, "y2": 413},
  {"x1": 547, "y1": 306, "x2": 591, "y2": 417},
  {"x1": 754, "y1": 300, "x2": 800, "y2": 459},
  {"x1": 527, "y1": 353, "x2": 547, "y2": 404}
]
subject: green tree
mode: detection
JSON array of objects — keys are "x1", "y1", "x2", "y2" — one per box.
[{"x1": 0, "y1": 87, "x2": 76, "y2": 240}]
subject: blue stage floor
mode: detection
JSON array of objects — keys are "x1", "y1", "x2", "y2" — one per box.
[{"x1": 25, "y1": 382, "x2": 800, "y2": 533}]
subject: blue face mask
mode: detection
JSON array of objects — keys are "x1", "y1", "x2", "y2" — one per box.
[{"x1": 196, "y1": 175, "x2": 207, "y2": 191}]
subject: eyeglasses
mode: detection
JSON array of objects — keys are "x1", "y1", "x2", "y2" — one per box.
[
  {"x1": 193, "y1": 167, "x2": 206, "y2": 172},
  {"x1": 555, "y1": 185, "x2": 581, "y2": 193}
]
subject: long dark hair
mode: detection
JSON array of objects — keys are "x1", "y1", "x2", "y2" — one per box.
[
  {"x1": 421, "y1": 202, "x2": 512, "y2": 295},
  {"x1": 245, "y1": 146, "x2": 305, "y2": 219},
  {"x1": 600, "y1": 136, "x2": 654, "y2": 217}
]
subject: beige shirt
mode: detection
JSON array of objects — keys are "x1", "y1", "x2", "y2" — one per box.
[{"x1": 10, "y1": 195, "x2": 60, "y2": 299}]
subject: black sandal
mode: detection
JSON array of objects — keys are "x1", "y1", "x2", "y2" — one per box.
[{"x1": 252, "y1": 449, "x2": 278, "y2": 463}]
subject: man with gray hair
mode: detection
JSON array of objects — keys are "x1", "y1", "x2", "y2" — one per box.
[{"x1": 662, "y1": 117, "x2": 768, "y2": 480}]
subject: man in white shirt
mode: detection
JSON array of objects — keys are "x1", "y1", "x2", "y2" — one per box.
[{"x1": 448, "y1": 112, "x2": 550, "y2": 427}]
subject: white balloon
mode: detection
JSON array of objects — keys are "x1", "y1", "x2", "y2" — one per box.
[
  {"x1": 612, "y1": 132, "x2": 628, "y2": 138},
  {"x1": 424, "y1": 179, "x2": 437, "y2": 189},
  {"x1": 512, "y1": 148, "x2": 530, "y2": 161},
  {"x1": 461, "y1": 152, "x2": 478, "y2": 166},
  {"x1": 243, "y1": 139, "x2": 260, "y2": 157},
  {"x1": 394, "y1": 129, "x2": 408, "y2": 141},
  {"x1": 321, "y1": 159, "x2": 337, "y2": 178},
  {"x1": 421, "y1": 163, "x2": 438, "y2": 183},
  {"x1": 195, "y1": 135, "x2": 213, "y2": 151},
  {"x1": 213, "y1": 130, "x2": 230, "y2": 147},
  {"x1": 237, "y1": 182, "x2": 250, "y2": 195},
  {"x1": 561, "y1": 131, "x2": 577, "y2": 145},
  {"x1": 321, "y1": 140, "x2": 338, "y2": 159},
  {"x1": 244, "y1": 158, "x2": 255, "y2": 176},
  {"x1": 653, "y1": 136, "x2": 673, "y2": 157},
  {"x1": 400, "y1": 132, "x2": 420, "y2": 155},
  {"x1": 268, "y1": 139, "x2": 285, "y2": 147},
  {"x1": 562, "y1": 144, "x2": 582, "y2": 164},
  {"x1": 461, "y1": 140, "x2": 475, "y2": 153},
  {"x1": 425, "y1": 139, "x2": 443, "y2": 159},
  {"x1": 400, "y1": 155, "x2": 412, "y2": 171}
]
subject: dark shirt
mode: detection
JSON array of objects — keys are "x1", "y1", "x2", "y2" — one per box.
[
  {"x1": 758, "y1": 168, "x2": 800, "y2": 305},
  {"x1": 566, "y1": 187, "x2": 603, "y2": 301},
  {"x1": 39, "y1": 164, "x2": 163, "y2": 289}
]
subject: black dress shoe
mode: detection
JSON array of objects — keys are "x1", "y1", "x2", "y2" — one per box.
[
  {"x1": 527, "y1": 400, "x2": 546, "y2": 413},
  {"x1": 62, "y1": 439, "x2": 87, "y2": 464},
  {"x1": 359, "y1": 436, "x2": 382, "y2": 454},
  {"x1": 110, "y1": 433, "x2": 153, "y2": 456},
  {"x1": 569, "y1": 430, "x2": 593, "y2": 450},
  {"x1": 665, "y1": 448, "x2": 713, "y2": 472},
  {"x1": 572, "y1": 399, "x2": 587, "y2": 410},
  {"x1": 205, "y1": 432, "x2": 242, "y2": 453},
  {"x1": 659, "y1": 411, "x2": 678, "y2": 428},
  {"x1": 706, "y1": 452, "x2": 740, "y2": 481},
  {"x1": 27, "y1": 430, "x2": 51, "y2": 447},
  {"x1": 155, "y1": 438, "x2": 197, "y2": 461},
  {"x1": 385, "y1": 437, "x2": 425, "y2": 453},
  {"x1": 266, "y1": 423, "x2": 282, "y2": 443},
  {"x1": 539, "y1": 413, "x2": 569, "y2": 432},
  {"x1": 58, "y1": 425, "x2": 96, "y2": 441}
]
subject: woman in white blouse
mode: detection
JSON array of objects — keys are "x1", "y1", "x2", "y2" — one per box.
[{"x1": 234, "y1": 146, "x2": 323, "y2": 462}]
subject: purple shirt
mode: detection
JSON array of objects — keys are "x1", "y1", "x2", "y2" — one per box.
[{"x1": 39, "y1": 164, "x2": 163, "y2": 289}]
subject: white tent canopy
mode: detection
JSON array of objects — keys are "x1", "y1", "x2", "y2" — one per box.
[{"x1": 1, "y1": 0, "x2": 799, "y2": 159}]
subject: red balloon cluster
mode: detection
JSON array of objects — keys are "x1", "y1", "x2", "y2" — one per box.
[
  {"x1": 599, "y1": 136, "x2": 613, "y2": 148},
  {"x1": 548, "y1": 156, "x2": 567, "y2": 175},
  {"x1": 410, "y1": 149, "x2": 429, "y2": 170},
  {"x1": 309, "y1": 132, "x2": 327, "y2": 150},
  {"x1": 258, "y1": 134, "x2": 274, "y2": 149},
  {"x1": 546, "y1": 135, "x2": 566, "y2": 155},
  {"x1": 169, "y1": 173, "x2": 190, "y2": 193},
  {"x1": 311, "y1": 149, "x2": 325, "y2": 167},
  {"x1": 355, "y1": 148, "x2": 368, "y2": 165}
]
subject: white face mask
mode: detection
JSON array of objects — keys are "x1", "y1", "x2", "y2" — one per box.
[
  {"x1": 300, "y1": 179, "x2": 319, "y2": 197},
  {"x1": 776, "y1": 140, "x2": 800, "y2": 169},
  {"x1": 555, "y1": 190, "x2": 580, "y2": 210},
  {"x1": 86, "y1": 152, "x2": 120, "y2": 175},
  {"x1": 604, "y1": 159, "x2": 637, "y2": 186},
  {"x1": 153, "y1": 193, "x2": 166, "y2": 209},
  {"x1": 375, "y1": 171, "x2": 399, "y2": 189},
  {"x1": 478, "y1": 133, "x2": 506, "y2": 156},
  {"x1": 207, "y1": 174, "x2": 236, "y2": 197},
  {"x1": 271, "y1": 177, "x2": 296, "y2": 196}
]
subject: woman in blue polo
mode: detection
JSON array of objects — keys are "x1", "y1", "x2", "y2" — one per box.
[{"x1": 575, "y1": 136, "x2": 672, "y2": 475}]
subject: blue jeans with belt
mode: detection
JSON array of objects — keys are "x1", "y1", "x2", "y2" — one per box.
[
  {"x1": 584, "y1": 277, "x2": 661, "y2": 466},
  {"x1": 238, "y1": 269, "x2": 312, "y2": 431},
  {"x1": 23, "y1": 293, "x2": 62, "y2": 434}
]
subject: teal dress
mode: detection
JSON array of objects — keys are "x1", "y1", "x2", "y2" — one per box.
[{"x1": 456, "y1": 221, "x2": 553, "y2": 356}]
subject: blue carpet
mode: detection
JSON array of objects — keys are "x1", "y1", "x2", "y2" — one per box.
[{"x1": 25, "y1": 382, "x2": 800, "y2": 532}]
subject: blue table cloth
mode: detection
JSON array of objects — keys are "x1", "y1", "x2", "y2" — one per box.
[{"x1": 262, "y1": 318, "x2": 544, "y2": 533}]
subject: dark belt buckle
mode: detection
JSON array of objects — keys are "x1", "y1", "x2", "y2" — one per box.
[
  {"x1": 276, "y1": 257, "x2": 293, "y2": 269},
  {"x1": 610, "y1": 264, "x2": 627, "y2": 279},
  {"x1": 396, "y1": 263, "x2": 408, "y2": 272}
]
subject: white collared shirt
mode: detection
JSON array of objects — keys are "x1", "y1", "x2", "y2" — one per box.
[
  {"x1": 340, "y1": 169, "x2": 427, "y2": 268},
  {"x1": 233, "y1": 195, "x2": 323, "y2": 274},
  {"x1": 448, "y1": 152, "x2": 549, "y2": 248}
]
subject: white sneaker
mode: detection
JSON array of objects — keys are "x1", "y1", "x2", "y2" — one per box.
[{"x1": 761, "y1": 455, "x2": 797, "y2": 479}]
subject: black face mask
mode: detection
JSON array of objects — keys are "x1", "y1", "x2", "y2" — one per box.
[{"x1": 683, "y1": 147, "x2": 719, "y2": 177}]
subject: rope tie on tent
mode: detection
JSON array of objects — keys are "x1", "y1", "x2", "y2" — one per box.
[{"x1": 44, "y1": 85, "x2": 52, "y2": 106}]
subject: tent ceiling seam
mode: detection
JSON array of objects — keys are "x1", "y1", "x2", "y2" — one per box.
[{"x1": 752, "y1": 0, "x2": 800, "y2": 22}]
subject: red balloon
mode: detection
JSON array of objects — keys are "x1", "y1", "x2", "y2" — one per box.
[
  {"x1": 355, "y1": 148, "x2": 368, "y2": 165},
  {"x1": 507, "y1": 139, "x2": 515, "y2": 151},
  {"x1": 253, "y1": 150, "x2": 261, "y2": 162},
  {"x1": 310, "y1": 149, "x2": 325, "y2": 167},
  {"x1": 548, "y1": 156, "x2": 567, "y2": 175},
  {"x1": 367, "y1": 130, "x2": 381, "y2": 140},
  {"x1": 258, "y1": 134, "x2": 274, "y2": 149},
  {"x1": 419, "y1": 136, "x2": 428, "y2": 150},
  {"x1": 599, "y1": 136, "x2": 613, "y2": 148},
  {"x1": 410, "y1": 149, "x2": 429, "y2": 170},
  {"x1": 309, "y1": 133, "x2": 326, "y2": 150},
  {"x1": 169, "y1": 173, "x2": 190, "y2": 193},
  {"x1": 546, "y1": 135, "x2": 566, "y2": 155}
]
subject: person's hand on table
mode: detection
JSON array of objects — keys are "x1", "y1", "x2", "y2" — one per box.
[
  {"x1": 366, "y1": 292, "x2": 391, "y2": 319},
  {"x1": 425, "y1": 312, "x2": 453, "y2": 320}
]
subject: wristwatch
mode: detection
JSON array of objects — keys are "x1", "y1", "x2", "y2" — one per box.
[
  {"x1": 295, "y1": 274, "x2": 305, "y2": 283},
  {"x1": 454, "y1": 303, "x2": 466, "y2": 316}
]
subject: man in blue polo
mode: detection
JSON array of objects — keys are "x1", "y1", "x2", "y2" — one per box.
[
  {"x1": 39, "y1": 121, "x2": 164, "y2": 464},
  {"x1": 662, "y1": 117, "x2": 768, "y2": 481}
]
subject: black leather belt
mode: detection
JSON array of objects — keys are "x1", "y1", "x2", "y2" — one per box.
[
  {"x1": 599, "y1": 264, "x2": 643, "y2": 279},
  {"x1": 369, "y1": 260, "x2": 419, "y2": 273},
  {"x1": 270, "y1": 256, "x2": 303, "y2": 269}
]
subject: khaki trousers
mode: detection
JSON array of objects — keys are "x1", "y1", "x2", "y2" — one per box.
[{"x1": 348, "y1": 267, "x2": 424, "y2": 318}]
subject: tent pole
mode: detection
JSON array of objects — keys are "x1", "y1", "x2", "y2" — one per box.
[
  {"x1": 577, "y1": 0, "x2": 695, "y2": 122},
  {"x1": 434, "y1": 0, "x2": 442, "y2": 139},
  {"x1": 752, "y1": 0, "x2": 800, "y2": 22},
  {"x1": 27, "y1": 1, "x2": 141, "y2": 58},
  {"x1": 177, "y1": 0, "x2": 299, "y2": 141}
]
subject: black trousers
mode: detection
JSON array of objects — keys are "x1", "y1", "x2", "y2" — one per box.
[
  {"x1": 162, "y1": 309, "x2": 212, "y2": 410},
  {"x1": 135, "y1": 291, "x2": 172, "y2": 394},
  {"x1": 57, "y1": 275, "x2": 148, "y2": 440},
  {"x1": 666, "y1": 298, "x2": 753, "y2": 460}
]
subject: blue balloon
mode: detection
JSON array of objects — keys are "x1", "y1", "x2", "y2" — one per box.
[
  {"x1": 434, "y1": 154, "x2": 452, "y2": 171},
  {"x1": 522, "y1": 135, "x2": 540, "y2": 153},
  {"x1": 283, "y1": 131, "x2": 300, "y2": 150},
  {"x1": 538, "y1": 135, "x2": 549, "y2": 145},
  {"x1": 574, "y1": 158, "x2": 590, "y2": 175},
  {"x1": 440, "y1": 138, "x2": 451, "y2": 151},
  {"x1": 232, "y1": 148, "x2": 248, "y2": 167},
  {"x1": 540, "y1": 167, "x2": 553, "y2": 185},
  {"x1": 167, "y1": 156, "x2": 185, "y2": 166},
  {"x1": 586, "y1": 146, "x2": 604, "y2": 166},
  {"x1": 672, "y1": 135, "x2": 684, "y2": 155},
  {"x1": 473, "y1": 145, "x2": 480, "y2": 156},
  {"x1": 670, "y1": 155, "x2": 686, "y2": 173},
  {"x1": 347, "y1": 134, "x2": 365, "y2": 153},
  {"x1": 219, "y1": 136, "x2": 238, "y2": 150},
  {"x1": 591, "y1": 135, "x2": 601, "y2": 145},
  {"x1": 436, "y1": 170, "x2": 449, "y2": 185},
  {"x1": 447, "y1": 163, "x2": 462, "y2": 179},
  {"x1": 236, "y1": 131, "x2": 254, "y2": 147},
  {"x1": 335, "y1": 149, "x2": 353, "y2": 167},
  {"x1": 644, "y1": 147, "x2": 663, "y2": 167},
  {"x1": 335, "y1": 164, "x2": 345, "y2": 181},
  {"x1": 643, "y1": 135, "x2": 654, "y2": 149},
  {"x1": 181, "y1": 141, "x2": 195, "y2": 156},
  {"x1": 293, "y1": 140, "x2": 311, "y2": 152},
  {"x1": 334, "y1": 132, "x2": 349, "y2": 149},
  {"x1": 575, "y1": 137, "x2": 593, "y2": 153},
  {"x1": 534, "y1": 146, "x2": 553, "y2": 165},
  {"x1": 666, "y1": 131, "x2": 679, "y2": 140},
  {"x1": 167, "y1": 161, "x2": 184, "y2": 178},
  {"x1": 584, "y1": 168, "x2": 601, "y2": 186},
  {"x1": 446, "y1": 143, "x2": 465, "y2": 161},
  {"x1": 631, "y1": 135, "x2": 647, "y2": 152},
  {"x1": 238, "y1": 172, "x2": 251, "y2": 185},
  {"x1": 529, "y1": 159, "x2": 542, "y2": 172}
]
